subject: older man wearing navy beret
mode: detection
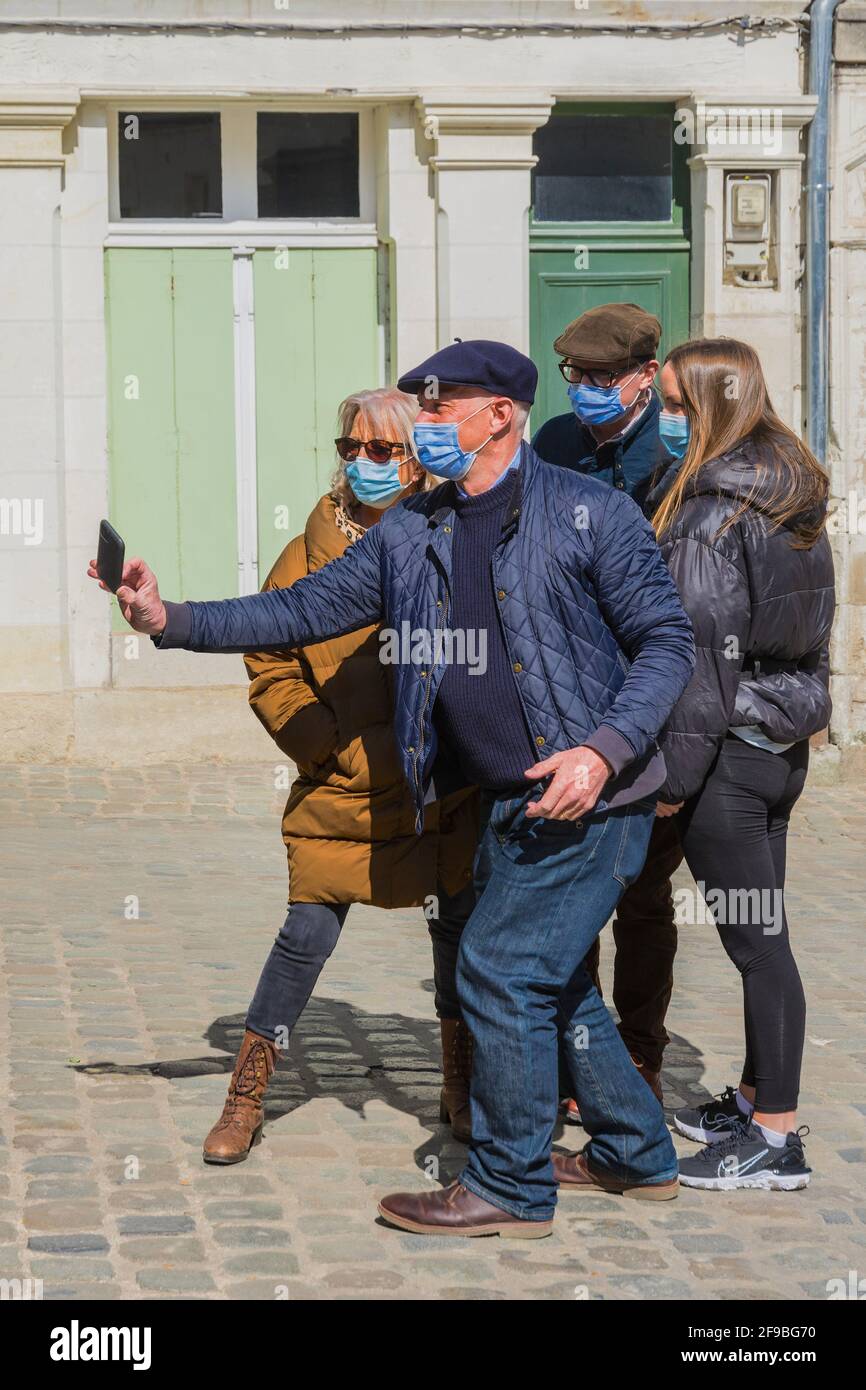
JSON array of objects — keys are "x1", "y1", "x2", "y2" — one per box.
[{"x1": 90, "y1": 339, "x2": 695, "y2": 1237}]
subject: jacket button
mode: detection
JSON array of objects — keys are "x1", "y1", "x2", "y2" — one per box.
[
  {"x1": 420, "y1": 670, "x2": 427, "y2": 679},
  {"x1": 497, "y1": 589, "x2": 506, "y2": 600},
  {"x1": 513, "y1": 661, "x2": 522, "y2": 673},
  {"x1": 615, "y1": 481, "x2": 624, "y2": 489},
  {"x1": 443, "y1": 525, "x2": 452, "y2": 533},
  {"x1": 408, "y1": 745, "x2": 415, "y2": 753},
  {"x1": 436, "y1": 599, "x2": 443, "y2": 608},
  {"x1": 536, "y1": 735, "x2": 545, "y2": 747}
]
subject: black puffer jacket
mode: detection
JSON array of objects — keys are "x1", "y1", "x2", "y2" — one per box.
[{"x1": 653, "y1": 439, "x2": 835, "y2": 803}]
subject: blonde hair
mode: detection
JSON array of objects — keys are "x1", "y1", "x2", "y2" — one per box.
[
  {"x1": 330, "y1": 387, "x2": 429, "y2": 509},
  {"x1": 653, "y1": 338, "x2": 828, "y2": 550}
]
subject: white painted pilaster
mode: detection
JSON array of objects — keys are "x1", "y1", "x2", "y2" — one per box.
[
  {"x1": 374, "y1": 102, "x2": 438, "y2": 378},
  {"x1": 0, "y1": 90, "x2": 81, "y2": 757},
  {"x1": 416, "y1": 94, "x2": 553, "y2": 353}
]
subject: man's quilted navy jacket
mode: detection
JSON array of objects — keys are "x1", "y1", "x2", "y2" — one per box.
[{"x1": 157, "y1": 443, "x2": 696, "y2": 830}]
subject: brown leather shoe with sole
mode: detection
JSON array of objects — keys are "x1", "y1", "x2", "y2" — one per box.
[
  {"x1": 553, "y1": 1150, "x2": 678, "y2": 1200},
  {"x1": 378, "y1": 1180, "x2": 552, "y2": 1238}
]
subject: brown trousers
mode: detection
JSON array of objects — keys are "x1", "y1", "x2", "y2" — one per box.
[{"x1": 560, "y1": 815, "x2": 684, "y2": 1083}]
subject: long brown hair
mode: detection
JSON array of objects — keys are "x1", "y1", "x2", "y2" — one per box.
[{"x1": 653, "y1": 339, "x2": 828, "y2": 549}]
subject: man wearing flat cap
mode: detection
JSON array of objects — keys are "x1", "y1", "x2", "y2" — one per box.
[
  {"x1": 533, "y1": 302, "x2": 673, "y2": 510},
  {"x1": 92, "y1": 338, "x2": 695, "y2": 1237},
  {"x1": 534, "y1": 302, "x2": 686, "y2": 1123}
]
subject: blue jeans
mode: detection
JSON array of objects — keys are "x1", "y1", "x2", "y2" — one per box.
[{"x1": 457, "y1": 785, "x2": 678, "y2": 1221}]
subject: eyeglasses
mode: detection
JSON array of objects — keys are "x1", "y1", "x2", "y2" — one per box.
[
  {"x1": 557, "y1": 361, "x2": 644, "y2": 388},
  {"x1": 335, "y1": 437, "x2": 408, "y2": 464}
]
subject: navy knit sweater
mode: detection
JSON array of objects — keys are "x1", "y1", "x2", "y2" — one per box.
[{"x1": 433, "y1": 469, "x2": 536, "y2": 791}]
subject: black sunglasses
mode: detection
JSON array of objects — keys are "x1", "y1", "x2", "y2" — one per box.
[{"x1": 335, "y1": 437, "x2": 408, "y2": 464}]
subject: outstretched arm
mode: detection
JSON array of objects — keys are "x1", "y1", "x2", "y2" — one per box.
[{"x1": 87, "y1": 524, "x2": 385, "y2": 654}]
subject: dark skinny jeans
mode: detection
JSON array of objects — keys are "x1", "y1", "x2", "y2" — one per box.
[
  {"x1": 246, "y1": 881, "x2": 475, "y2": 1043},
  {"x1": 677, "y1": 734, "x2": 809, "y2": 1114}
]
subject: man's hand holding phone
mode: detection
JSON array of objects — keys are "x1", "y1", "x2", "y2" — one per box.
[{"x1": 87, "y1": 555, "x2": 167, "y2": 637}]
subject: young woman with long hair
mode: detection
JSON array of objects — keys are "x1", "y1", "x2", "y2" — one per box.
[{"x1": 651, "y1": 339, "x2": 835, "y2": 1191}]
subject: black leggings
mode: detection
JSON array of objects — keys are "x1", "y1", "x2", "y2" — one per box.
[{"x1": 678, "y1": 735, "x2": 809, "y2": 1115}]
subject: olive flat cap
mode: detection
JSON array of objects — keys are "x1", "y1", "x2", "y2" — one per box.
[
  {"x1": 554, "y1": 302, "x2": 661, "y2": 369},
  {"x1": 397, "y1": 339, "x2": 537, "y2": 404}
]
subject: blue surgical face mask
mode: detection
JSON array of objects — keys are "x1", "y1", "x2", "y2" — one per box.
[
  {"x1": 411, "y1": 402, "x2": 493, "y2": 481},
  {"x1": 567, "y1": 367, "x2": 642, "y2": 427},
  {"x1": 658, "y1": 410, "x2": 690, "y2": 460},
  {"x1": 345, "y1": 458, "x2": 406, "y2": 510}
]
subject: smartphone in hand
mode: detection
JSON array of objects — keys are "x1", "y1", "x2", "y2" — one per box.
[{"x1": 96, "y1": 519, "x2": 125, "y2": 593}]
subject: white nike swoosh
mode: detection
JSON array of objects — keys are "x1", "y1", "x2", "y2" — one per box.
[{"x1": 717, "y1": 1148, "x2": 768, "y2": 1178}]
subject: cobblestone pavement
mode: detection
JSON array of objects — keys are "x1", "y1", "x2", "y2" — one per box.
[{"x1": 0, "y1": 762, "x2": 864, "y2": 1302}]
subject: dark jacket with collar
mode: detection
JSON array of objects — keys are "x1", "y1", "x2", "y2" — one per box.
[
  {"x1": 156, "y1": 443, "x2": 696, "y2": 831},
  {"x1": 652, "y1": 438, "x2": 835, "y2": 803},
  {"x1": 532, "y1": 391, "x2": 674, "y2": 513}
]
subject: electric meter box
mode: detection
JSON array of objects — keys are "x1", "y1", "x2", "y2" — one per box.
[{"x1": 724, "y1": 173, "x2": 773, "y2": 283}]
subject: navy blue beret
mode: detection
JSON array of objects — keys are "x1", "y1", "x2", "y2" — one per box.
[{"x1": 397, "y1": 339, "x2": 537, "y2": 405}]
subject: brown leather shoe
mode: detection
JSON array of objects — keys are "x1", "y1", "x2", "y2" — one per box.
[
  {"x1": 202, "y1": 1028, "x2": 280, "y2": 1165},
  {"x1": 553, "y1": 1150, "x2": 678, "y2": 1200},
  {"x1": 439, "y1": 1018, "x2": 474, "y2": 1143},
  {"x1": 378, "y1": 1180, "x2": 552, "y2": 1238}
]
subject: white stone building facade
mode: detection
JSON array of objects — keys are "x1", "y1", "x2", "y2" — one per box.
[{"x1": 0, "y1": 2, "x2": 860, "y2": 778}]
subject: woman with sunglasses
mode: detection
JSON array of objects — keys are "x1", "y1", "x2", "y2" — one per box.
[
  {"x1": 649, "y1": 339, "x2": 834, "y2": 1191},
  {"x1": 202, "y1": 387, "x2": 479, "y2": 1164}
]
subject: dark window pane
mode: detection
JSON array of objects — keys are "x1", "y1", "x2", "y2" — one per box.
[
  {"x1": 118, "y1": 112, "x2": 222, "y2": 218},
  {"x1": 257, "y1": 113, "x2": 359, "y2": 217},
  {"x1": 532, "y1": 114, "x2": 672, "y2": 222}
]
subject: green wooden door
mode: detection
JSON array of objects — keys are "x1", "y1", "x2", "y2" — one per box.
[
  {"x1": 530, "y1": 104, "x2": 690, "y2": 432},
  {"x1": 253, "y1": 246, "x2": 380, "y2": 578},
  {"x1": 105, "y1": 248, "x2": 238, "y2": 628}
]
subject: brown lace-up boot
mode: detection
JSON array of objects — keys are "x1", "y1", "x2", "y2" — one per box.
[
  {"x1": 202, "y1": 1028, "x2": 280, "y2": 1164},
  {"x1": 439, "y1": 1018, "x2": 474, "y2": 1144}
]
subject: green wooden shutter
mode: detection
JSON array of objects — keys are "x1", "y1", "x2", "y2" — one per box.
[
  {"x1": 106, "y1": 245, "x2": 380, "y2": 626},
  {"x1": 105, "y1": 248, "x2": 238, "y2": 629},
  {"x1": 253, "y1": 246, "x2": 380, "y2": 579}
]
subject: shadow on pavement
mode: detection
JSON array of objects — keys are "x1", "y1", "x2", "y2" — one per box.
[{"x1": 71, "y1": 999, "x2": 713, "y2": 1179}]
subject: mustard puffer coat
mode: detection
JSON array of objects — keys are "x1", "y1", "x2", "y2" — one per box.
[{"x1": 243, "y1": 494, "x2": 479, "y2": 905}]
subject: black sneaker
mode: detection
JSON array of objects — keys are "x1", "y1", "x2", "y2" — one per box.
[
  {"x1": 678, "y1": 1120, "x2": 812, "y2": 1192},
  {"x1": 673, "y1": 1085, "x2": 744, "y2": 1144}
]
